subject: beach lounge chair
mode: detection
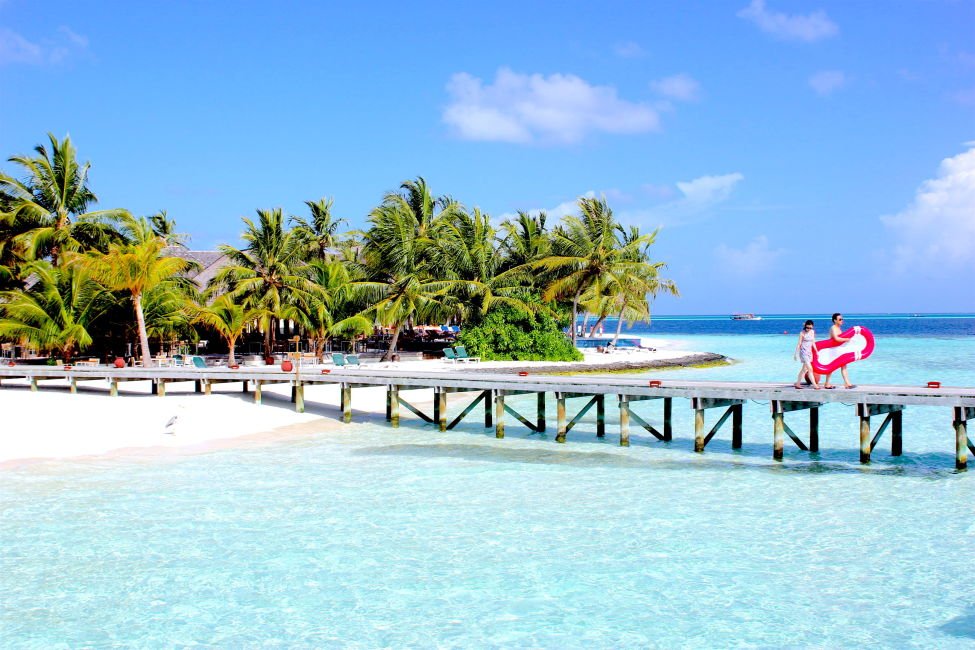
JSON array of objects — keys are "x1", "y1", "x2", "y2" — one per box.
[
  {"x1": 190, "y1": 356, "x2": 207, "y2": 369},
  {"x1": 332, "y1": 353, "x2": 346, "y2": 367},
  {"x1": 454, "y1": 346, "x2": 479, "y2": 363},
  {"x1": 346, "y1": 354, "x2": 361, "y2": 367},
  {"x1": 442, "y1": 348, "x2": 458, "y2": 363}
]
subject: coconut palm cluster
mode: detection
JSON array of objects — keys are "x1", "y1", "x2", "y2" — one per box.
[{"x1": 0, "y1": 133, "x2": 677, "y2": 365}]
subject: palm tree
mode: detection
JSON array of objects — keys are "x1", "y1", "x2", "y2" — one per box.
[
  {"x1": 499, "y1": 210, "x2": 551, "y2": 273},
  {"x1": 0, "y1": 133, "x2": 128, "y2": 265},
  {"x1": 295, "y1": 260, "x2": 366, "y2": 361},
  {"x1": 148, "y1": 210, "x2": 189, "y2": 248},
  {"x1": 83, "y1": 238, "x2": 196, "y2": 366},
  {"x1": 0, "y1": 260, "x2": 114, "y2": 361},
  {"x1": 290, "y1": 198, "x2": 345, "y2": 262},
  {"x1": 349, "y1": 179, "x2": 468, "y2": 360},
  {"x1": 193, "y1": 295, "x2": 270, "y2": 366},
  {"x1": 211, "y1": 208, "x2": 323, "y2": 359}
]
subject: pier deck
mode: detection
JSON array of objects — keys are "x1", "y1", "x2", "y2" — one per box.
[{"x1": 2, "y1": 365, "x2": 973, "y2": 469}]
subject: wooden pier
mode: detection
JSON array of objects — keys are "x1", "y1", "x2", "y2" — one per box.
[{"x1": 2, "y1": 365, "x2": 974, "y2": 470}]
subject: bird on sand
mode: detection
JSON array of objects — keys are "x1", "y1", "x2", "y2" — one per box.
[{"x1": 164, "y1": 415, "x2": 178, "y2": 434}]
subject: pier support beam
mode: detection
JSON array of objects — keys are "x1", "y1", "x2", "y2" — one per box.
[
  {"x1": 771, "y1": 401, "x2": 823, "y2": 461},
  {"x1": 856, "y1": 403, "x2": 905, "y2": 464},
  {"x1": 254, "y1": 380, "x2": 262, "y2": 405},
  {"x1": 555, "y1": 393, "x2": 602, "y2": 443},
  {"x1": 388, "y1": 385, "x2": 399, "y2": 427},
  {"x1": 195, "y1": 380, "x2": 202, "y2": 394},
  {"x1": 294, "y1": 381, "x2": 304, "y2": 413},
  {"x1": 109, "y1": 378, "x2": 118, "y2": 397},
  {"x1": 953, "y1": 407, "x2": 975, "y2": 471},
  {"x1": 495, "y1": 391, "x2": 505, "y2": 439},
  {"x1": 341, "y1": 383, "x2": 352, "y2": 423},
  {"x1": 537, "y1": 393, "x2": 546, "y2": 432},
  {"x1": 435, "y1": 389, "x2": 447, "y2": 431},
  {"x1": 664, "y1": 397, "x2": 673, "y2": 442},
  {"x1": 692, "y1": 398, "x2": 746, "y2": 452},
  {"x1": 70, "y1": 377, "x2": 77, "y2": 394},
  {"x1": 619, "y1": 395, "x2": 630, "y2": 447},
  {"x1": 484, "y1": 389, "x2": 492, "y2": 428}
]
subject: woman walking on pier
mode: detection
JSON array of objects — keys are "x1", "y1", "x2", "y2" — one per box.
[{"x1": 794, "y1": 320, "x2": 821, "y2": 389}]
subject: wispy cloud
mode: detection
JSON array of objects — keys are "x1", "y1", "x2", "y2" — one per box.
[
  {"x1": 650, "y1": 74, "x2": 702, "y2": 102},
  {"x1": 614, "y1": 42, "x2": 645, "y2": 59},
  {"x1": 443, "y1": 67, "x2": 660, "y2": 144},
  {"x1": 809, "y1": 70, "x2": 847, "y2": 96},
  {"x1": 881, "y1": 144, "x2": 975, "y2": 272},
  {"x1": 737, "y1": 0, "x2": 838, "y2": 43},
  {"x1": 0, "y1": 25, "x2": 89, "y2": 65},
  {"x1": 715, "y1": 235, "x2": 786, "y2": 277}
]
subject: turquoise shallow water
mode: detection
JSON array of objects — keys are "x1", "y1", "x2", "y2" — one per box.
[{"x1": 3, "y1": 328, "x2": 975, "y2": 647}]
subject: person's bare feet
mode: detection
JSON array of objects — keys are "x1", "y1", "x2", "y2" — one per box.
[{"x1": 812, "y1": 384, "x2": 822, "y2": 389}]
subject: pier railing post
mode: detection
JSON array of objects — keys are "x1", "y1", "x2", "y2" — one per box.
[
  {"x1": 494, "y1": 391, "x2": 505, "y2": 439},
  {"x1": 436, "y1": 389, "x2": 447, "y2": 431},
  {"x1": 619, "y1": 394, "x2": 630, "y2": 447}
]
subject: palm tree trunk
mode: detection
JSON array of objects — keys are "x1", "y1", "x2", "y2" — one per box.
[
  {"x1": 571, "y1": 295, "x2": 579, "y2": 344},
  {"x1": 227, "y1": 335, "x2": 237, "y2": 366},
  {"x1": 589, "y1": 316, "x2": 607, "y2": 338},
  {"x1": 581, "y1": 311, "x2": 591, "y2": 337},
  {"x1": 383, "y1": 325, "x2": 401, "y2": 362},
  {"x1": 263, "y1": 318, "x2": 274, "y2": 360},
  {"x1": 134, "y1": 292, "x2": 152, "y2": 366},
  {"x1": 612, "y1": 309, "x2": 625, "y2": 345}
]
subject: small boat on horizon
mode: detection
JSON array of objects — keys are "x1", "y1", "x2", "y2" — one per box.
[{"x1": 731, "y1": 313, "x2": 762, "y2": 321}]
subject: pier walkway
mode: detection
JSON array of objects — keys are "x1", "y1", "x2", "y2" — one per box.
[{"x1": 2, "y1": 365, "x2": 973, "y2": 470}]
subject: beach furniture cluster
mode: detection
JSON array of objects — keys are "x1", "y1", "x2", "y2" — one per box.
[{"x1": 1, "y1": 365, "x2": 973, "y2": 470}]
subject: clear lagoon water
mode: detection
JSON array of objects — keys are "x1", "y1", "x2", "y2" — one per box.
[{"x1": 3, "y1": 315, "x2": 975, "y2": 647}]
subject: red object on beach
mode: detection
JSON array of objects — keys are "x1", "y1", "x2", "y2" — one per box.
[
  {"x1": 264, "y1": 355, "x2": 274, "y2": 365},
  {"x1": 518, "y1": 371, "x2": 529, "y2": 377},
  {"x1": 113, "y1": 358, "x2": 125, "y2": 368},
  {"x1": 927, "y1": 381, "x2": 941, "y2": 389},
  {"x1": 648, "y1": 380, "x2": 662, "y2": 387},
  {"x1": 230, "y1": 364, "x2": 240, "y2": 370},
  {"x1": 812, "y1": 325, "x2": 875, "y2": 375},
  {"x1": 281, "y1": 360, "x2": 294, "y2": 372},
  {"x1": 7, "y1": 361, "x2": 14, "y2": 367},
  {"x1": 321, "y1": 368, "x2": 331, "y2": 374}
]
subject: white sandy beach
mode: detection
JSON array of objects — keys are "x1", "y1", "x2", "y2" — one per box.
[{"x1": 0, "y1": 340, "x2": 706, "y2": 466}]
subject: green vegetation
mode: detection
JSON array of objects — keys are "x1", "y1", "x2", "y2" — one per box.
[{"x1": 0, "y1": 134, "x2": 677, "y2": 364}]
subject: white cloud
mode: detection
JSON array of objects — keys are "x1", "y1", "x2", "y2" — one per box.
[
  {"x1": 880, "y1": 144, "x2": 975, "y2": 272},
  {"x1": 715, "y1": 235, "x2": 786, "y2": 277},
  {"x1": 676, "y1": 173, "x2": 744, "y2": 204},
  {"x1": 0, "y1": 25, "x2": 88, "y2": 65},
  {"x1": 650, "y1": 74, "x2": 701, "y2": 102},
  {"x1": 614, "y1": 42, "x2": 645, "y2": 58},
  {"x1": 809, "y1": 70, "x2": 847, "y2": 96},
  {"x1": 737, "y1": 0, "x2": 838, "y2": 43},
  {"x1": 443, "y1": 68, "x2": 660, "y2": 144}
]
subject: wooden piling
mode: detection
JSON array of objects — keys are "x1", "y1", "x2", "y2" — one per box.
[
  {"x1": 859, "y1": 409, "x2": 871, "y2": 464},
  {"x1": 484, "y1": 389, "x2": 493, "y2": 428},
  {"x1": 195, "y1": 380, "x2": 202, "y2": 393},
  {"x1": 663, "y1": 397, "x2": 673, "y2": 441},
  {"x1": 773, "y1": 411, "x2": 784, "y2": 461},
  {"x1": 731, "y1": 403, "x2": 743, "y2": 449},
  {"x1": 204, "y1": 380, "x2": 211, "y2": 396},
  {"x1": 556, "y1": 393, "x2": 567, "y2": 443},
  {"x1": 150, "y1": 380, "x2": 158, "y2": 395},
  {"x1": 389, "y1": 385, "x2": 399, "y2": 427},
  {"x1": 341, "y1": 383, "x2": 352, "y2": 423},
  {"x1": 809, "y1": 407, "x2": 819, "y2": 453},
  {"x1": 694, "y1": 407, "x2": 705, "y2": 452},
  {"x1": 294, "y1": 382, "x2": 304, "y2": 413},
  {"x1": 242, "y1": 380, "x2": 248, "y2": 393},
  {"x1": 157, "y1": 381, "x2": 166, "y2": 397},
  {"x1": 537, "y1": 393, "x2": 546, "y2": 432},
  {"x1": 109, "y1": 379, "x2": 118, "y2": 397},
  {"x1": 619, "y1": 395, "x2": 630, "y2": 447},
  {"x1": 70, "y1": 377, "x2": 77, "y2": 394},
  {"x1": 494, "y1": 391, "x2": 505, "y2": 439},
  {"x1": 891, "y1": 410, "x2": 902, "y2": 456},
  {"x1": 596, "y1": 394, "x2": 606, "y2": 438},
  {"x1": 254, "y1": 380, "x2": 262, "y2": 405},
  {"x1": 954, "y1": 407, "x2": 968, "y2": 471},
  {"x1": 437, "y1": 389, "x2": 447, "y2": 431}
]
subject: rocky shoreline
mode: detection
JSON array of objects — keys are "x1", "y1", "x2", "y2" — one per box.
[{"x1": 463, "y1": 352, "x2": 729, "y2": 375}]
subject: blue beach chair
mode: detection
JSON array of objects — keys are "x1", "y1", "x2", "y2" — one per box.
[
  {"x1": 454, "y1": 346, "x2": 480, "y2": 363},
  {"x1": 443, "y1": 348, "x2": 458, "y2": 363},
  {"x1": 332, "y1": 353, "x2": 346, "y2": 367}
]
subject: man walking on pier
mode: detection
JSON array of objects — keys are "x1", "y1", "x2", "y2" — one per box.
[{"x1": 821, "y1": 313, "x2": 856, "y2": 389}]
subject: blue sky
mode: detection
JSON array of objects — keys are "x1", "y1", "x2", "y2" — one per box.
[{"x1": 1, "y1": 1, "x2": 973, "y2": 314}]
